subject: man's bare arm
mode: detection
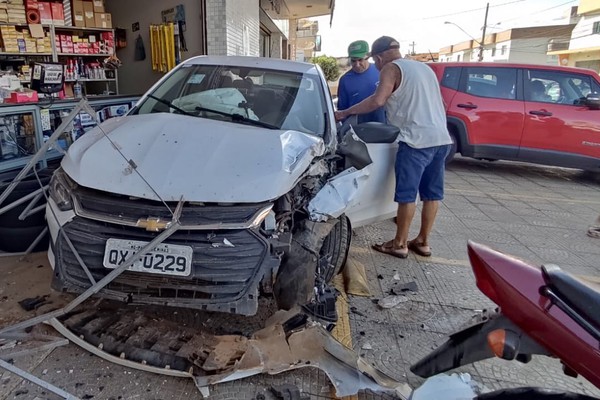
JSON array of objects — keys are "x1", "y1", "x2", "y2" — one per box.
[{"x1": 334, "y1": 63, "x2": 401, "y2": 121}]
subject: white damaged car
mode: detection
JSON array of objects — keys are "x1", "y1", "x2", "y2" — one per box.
[{"x1": 46, "y1": 56, "x2": 399, "y2": 317}]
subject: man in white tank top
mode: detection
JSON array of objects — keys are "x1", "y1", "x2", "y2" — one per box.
[{"x1": 335, "y1": 36, "x2": 452, "y2": 259}]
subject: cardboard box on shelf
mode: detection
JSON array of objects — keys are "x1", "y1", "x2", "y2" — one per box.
[
  {"x1": 50, "y1": 2, "x2": 64, "y2": 25},
  {"x1": 92, "y1": 0, "x2": 103, "y2": 13},
  {"x1": 25, "y1": 0, "x2": 38, "y2": 9},
  {"x1": 94, "y1": 12, "x2": 110, "y2": 28},
  {"x1": 4, "y1": 88, "x2": 39, "y2": 103},
  {"x1": 38, "y1": 1, "x2": 52, "y2": 24},
  {"x1": 82, "y1": 0, "x2": 93, "y2": 27}
]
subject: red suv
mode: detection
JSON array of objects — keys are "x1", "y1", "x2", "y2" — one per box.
[{"x1": 427, "y1": 62, "x2": 600, "y2": 171}]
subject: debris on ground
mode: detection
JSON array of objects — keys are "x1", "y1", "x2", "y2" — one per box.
[
  {"x1": 350, "y1": 306, "x2": 367, "y2": 317},
  {"x1": 390, "y1": 281, "x2": 418, "y2": 295},
  {"x1": 18, "y1": 295, "x2": 50, "y2": 312},
  {"x1": 411, "y1": 373, "x2": 487, "y2": 400},
  {"x1": 342, "y1": 252, "x2": 371, "y2": 296},
  {"x1": 270, "y1": 384, "x2": 309, "y2": 400},
  {"x1": 378, "y1": 295, "x2": 409, "y2": 309},
  {"x1": 49, "y1": 305, "x2": 411, "y2": 399}
]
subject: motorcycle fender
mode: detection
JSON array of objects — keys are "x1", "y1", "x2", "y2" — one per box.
[{"x1": 410, "y1": 312, "x2": 550, "y2": 378}]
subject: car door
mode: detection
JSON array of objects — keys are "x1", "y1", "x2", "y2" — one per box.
[
  {"x1": 448, "y1": 66, "x2": 525, "y2": 159},
  {"x1": 308, "y1": 119, "x2": 398, "y2": 229},
  {"x1": 521, "y1": 68, "x2": 600, "y2": 169}
]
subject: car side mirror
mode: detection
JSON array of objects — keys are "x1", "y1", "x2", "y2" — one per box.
[
  {"x1": 352, "y1": 122, "x2": 399, "y2": 144},
  {"x1": 585, "y1": 93, "x2": 600, "y2": 110}
]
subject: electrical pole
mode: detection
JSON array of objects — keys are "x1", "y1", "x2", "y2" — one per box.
[
  {"x1": 479, "y1": 2, "x2": 489, "y2": 62},
  {"x1": 410, "y1": 41, "x2": 416, "y2": 56}
]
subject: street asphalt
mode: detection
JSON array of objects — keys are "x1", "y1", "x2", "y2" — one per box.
[{"x1": 0, "y1": 156, "x2": 599, "y2": 400}]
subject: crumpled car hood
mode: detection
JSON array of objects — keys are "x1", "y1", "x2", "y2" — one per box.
[{"x1": 61, "y1": 113, "x2": 325, "y2": 203}]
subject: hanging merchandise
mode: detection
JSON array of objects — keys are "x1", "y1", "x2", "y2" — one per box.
[
  {"x1": 103, "y1": 54, "x2": 122, "y2": 70},
  {"x1": 134, "y1": 34, "x2": 146, "y2": 61},
  {"x1": 150, "y1": 23, "x2": 175, "y2": 73}
]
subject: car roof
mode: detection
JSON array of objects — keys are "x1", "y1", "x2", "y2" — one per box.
[
  {"x1": 182, "y1": 55, "x2": 321, "y2": 75},
  {"x1": 427, "y1": 61, "x2": 600, "y2": 77}
]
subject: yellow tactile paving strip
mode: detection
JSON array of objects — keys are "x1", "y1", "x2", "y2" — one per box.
[{"x1": 330, "y1": 274, "x2": 359, "y2": 400}]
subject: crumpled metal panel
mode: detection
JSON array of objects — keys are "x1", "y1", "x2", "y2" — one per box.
[{"x1": 52, "y1": 307, "x2": 411, "y2": 399}]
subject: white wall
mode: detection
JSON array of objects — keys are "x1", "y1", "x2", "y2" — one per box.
[
  {"x1": 570, "y1": 14, "x2": 600, "y2": 49},
  {"x1": 106, "y1": 0, "x2": 206, "y2": 95},
  {"x1": 507, "y1": 38, "x2": 559, "y2": 65},
  {"x1": 206, "y1": 0, "x2": 259, "y2": 56}
]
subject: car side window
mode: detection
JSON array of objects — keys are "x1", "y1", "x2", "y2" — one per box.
[
  {"x1": 441, "y1": 67, "x2": 460, "y2": 90},
  {"x1": 592, "y1": 79, "x2": 600, "y2": 94},
  {"x1": 526, "y1": 69, "x2": 594, "y2": 105},
  {"x1": 461, "y1": 67, "x2": 516, "y2": 100}
]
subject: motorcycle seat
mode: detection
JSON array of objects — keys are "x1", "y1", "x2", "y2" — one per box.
[{"x1": 542, "y1": 264, "x2": 600, "y2": 330}]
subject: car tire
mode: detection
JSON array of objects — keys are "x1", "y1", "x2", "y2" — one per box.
[
  {"x1": 274, "y1": 215, "x2": 351, "y2": 310},
  {"x1": 318, "y1": 214, "x2": 351, "y2": 283},
  {"x1": 445, "y1": 130, "x2": 458, "y2": 165},
  {"x1": 0, "y1": 169, "x2": 53, "y2": 228}
]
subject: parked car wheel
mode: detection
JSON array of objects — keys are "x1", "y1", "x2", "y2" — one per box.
[{"x1": 445, "y1": 130, "x2": 458, "y2": 165}]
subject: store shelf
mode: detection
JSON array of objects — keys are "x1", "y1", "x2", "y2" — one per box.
[
  {"x1": 65, "y1": 79, "x2": 116, "y2": 82},
  {"x1": 54, "y1": 26, "x2": 114, "y2": 33},
  {"x1": 0, "y1": 53, "x2": 52, "y2": 56},
  {"x1": 58, "y1": 53, "x2": 111, "y2": 57},
  {"x1": 0, "y1": 96, "x2": 140, "y2": 173}
]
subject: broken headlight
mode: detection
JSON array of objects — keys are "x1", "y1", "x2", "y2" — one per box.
[{"x1": 48, "y1": 169, "x2": 76, "y2": 211}]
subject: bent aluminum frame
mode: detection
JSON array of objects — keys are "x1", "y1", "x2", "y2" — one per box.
[{"x1": 0, "y1": 99, "x2": 186, "y2": 398}]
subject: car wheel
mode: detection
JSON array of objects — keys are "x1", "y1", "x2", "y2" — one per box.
[
  {"x1": 445, "y1": 131, "x2": 457, "y2": 165},
  {"x1": 274, "y1": 215, "x2": 351, "y2": 310},
  {"x1": 318, "y1": 214, "x2": 351, "y2": 283}
]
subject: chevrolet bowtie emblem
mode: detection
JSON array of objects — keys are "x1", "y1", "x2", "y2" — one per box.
[{"x1": 136, "y1": 217, "x2": 171, "y2": 232}]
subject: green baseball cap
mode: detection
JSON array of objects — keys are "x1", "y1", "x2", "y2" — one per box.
[{"x1": 348, "y1": 40, "x2": 369, "y2": 59}]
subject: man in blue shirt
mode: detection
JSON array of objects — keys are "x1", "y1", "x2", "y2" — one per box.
[{"x1": 337, "y1": 40, "x2": 386, "y2": 123}]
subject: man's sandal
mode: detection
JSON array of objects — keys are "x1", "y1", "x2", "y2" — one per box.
[
  {"x1": 372, "y1": 240, "x2": 408, "y2": 259},
  {"x1": 407, "y1": 240, "x2": 432, "y2": 257}
]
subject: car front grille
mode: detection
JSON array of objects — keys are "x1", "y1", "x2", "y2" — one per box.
[
  {"x1": 72, "y1": 186, "x2": 271, "y2": 226},
  {"x1": 54, "y1": 217, "x2": 279, "y2": 315}
]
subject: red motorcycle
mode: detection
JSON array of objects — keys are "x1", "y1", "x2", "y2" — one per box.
[{"x1": 411, "y1": 241, "x2": 600, "y2": 399}]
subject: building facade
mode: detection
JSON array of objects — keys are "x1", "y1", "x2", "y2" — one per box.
[
  {"x1": 548, "y1": 0, "x2": 600, "y2": 73},
  {"x1": 439, "y1": 25, "x2": 575, "y2": 65}
]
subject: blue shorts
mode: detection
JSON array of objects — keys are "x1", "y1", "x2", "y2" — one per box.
[{"x1": 394, "y1": 142, "x2": 450, "y2": 203}]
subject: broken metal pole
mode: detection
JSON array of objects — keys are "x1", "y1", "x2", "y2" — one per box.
[
  {"x1": 0, "y1": 358, "x2": 80, "y2": 400},
  {"x1": 0, "y1": 99, "x2": 96, "y2": 207},
  {"x1": 23, "y1": 226, "x2": 49, "y2": 254},
  {"x1": 0, "y1": 186, "x2": 47, "y2": 217},
  {"x1": 18, "y1": 192, "x2": 46, "y2": 220},
  {"x1": 0, "y1": 215, "x2": 182, "y2": 335}
]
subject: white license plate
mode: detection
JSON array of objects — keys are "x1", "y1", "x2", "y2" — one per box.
[{"x1": 103, "y1": 238, "x2": 193, "y2": 277}]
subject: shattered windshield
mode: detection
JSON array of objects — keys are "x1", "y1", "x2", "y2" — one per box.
[{"x1": 135, "y1": 63, "x2": 328, "y2": 136}]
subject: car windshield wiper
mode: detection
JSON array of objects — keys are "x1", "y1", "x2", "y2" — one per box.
[
  {"x1": 195, "y1": 106, "x2": 279, "y2": 130},
  {"x1": 146, "y1": 94, "x2": 195, "y2": 117}
]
